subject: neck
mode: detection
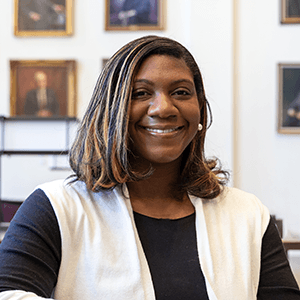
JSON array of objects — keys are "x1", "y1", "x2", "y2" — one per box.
[{"x1": 127, "y1": 159, "x2": 194, "y2": 219}]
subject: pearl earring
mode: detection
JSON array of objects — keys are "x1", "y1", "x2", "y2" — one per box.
[{"x1": 198, "y1": 124, "x2": 203, "y2": 131}]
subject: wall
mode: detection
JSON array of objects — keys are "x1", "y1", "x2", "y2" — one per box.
[
  {"x1": 1, "y1": 0, "x2": 299, "y2": 239},
  {"x1": 0, "y1": 0, "x2": 234, "y2": 202},
  {"x1": 2, "y1": 0, "x2": 300, "y2": 283},
  {"x1": 236, "y1": 0, "x2": 300, "y2": 238}
]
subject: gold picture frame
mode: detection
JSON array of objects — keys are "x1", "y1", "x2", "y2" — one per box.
[
  {"x1": 10, "y1": 60, "x2": 77, "y2": 118},
  {"x1": 14, "y1": 0, "x2": 73, "y2": 37},
  {"x1": 278, "y1": 63, "x2": 300, "y2": 134},
  {"x1": 105, "y1": 0, "x2": 164, "y2": 31},
  {"x1": 281, "y1": 0, "x2": 300, "y2": 24}
]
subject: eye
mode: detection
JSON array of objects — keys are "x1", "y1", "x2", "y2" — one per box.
[
  {"x1": 172, "y1": 89, "x2": 192, "y2": 98},
  {"x1": 132, "y1": 89, "x2": 150, "y2": 99},
  {"x1": 174, "y1": 90, "x2": 190, "y2": 95}
]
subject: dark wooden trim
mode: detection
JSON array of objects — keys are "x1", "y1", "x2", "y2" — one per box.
[
  {"x1": 0, "y1": 150, "x2": 69, "y2": 155},
  {"x1": 0, "y1": 116, "x2": 78, "y2": 122}
]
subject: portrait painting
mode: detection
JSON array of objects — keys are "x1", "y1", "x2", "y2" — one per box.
[
  {"x1": 10, "y1": 60, "x2": 76, "y2": 118},
  {"x1": 281, "y1": 0, "x2": 300, "y2": 23},
  {"x1": 14, "y1": 0, "x2": 73, "y2": 36},
  {"x1": 105, "y1": 0, "x2": 164, "y2": 31},
  {"x1": 278, "y1": 63, "x2": 300, "y2": 133}
]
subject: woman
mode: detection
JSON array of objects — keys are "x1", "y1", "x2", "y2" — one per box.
[{"x1": 0, "y1": 36, "x2": 299, "y2": 299}]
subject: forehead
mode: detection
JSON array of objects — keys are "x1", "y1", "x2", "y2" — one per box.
[{"x1": 134, "y1": 55, "x2": 193, "y2": 81}]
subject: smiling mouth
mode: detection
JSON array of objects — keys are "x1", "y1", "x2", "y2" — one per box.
[{"x1": 143, "y1": 126, "x2": 183, "y2": 134}]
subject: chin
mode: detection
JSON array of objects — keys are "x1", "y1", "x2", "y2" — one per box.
[{"x1": 147, "y1": 153, "x2": 183, "y2": 165}]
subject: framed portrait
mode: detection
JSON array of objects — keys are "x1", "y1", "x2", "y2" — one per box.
[
  {"x1": 10, "y1": 60, "x2": 77, "y2": 118},
  {"x1": 14, "y1": 0, "x2": 73, "y2": 37},
  {"x1": 105, "y1": 0, "x2": 164, "y2": 31},
  {"x1": 278, "y1": 63, "x2": 300, "y2": 133},
  {"x1": 281, "y1": 0, "x2": 300, "y2": 24}
]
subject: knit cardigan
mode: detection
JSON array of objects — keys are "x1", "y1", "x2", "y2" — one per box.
[{"x1": 0, "y1": 179, "x2": 270, "y2": 300}]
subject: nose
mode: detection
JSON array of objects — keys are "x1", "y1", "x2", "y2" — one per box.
[{"x1": 147, "y1": 92, "x2": 177, "y2": 118}]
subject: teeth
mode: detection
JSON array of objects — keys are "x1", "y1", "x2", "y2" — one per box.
[{"x1": 146, "y1": 127, "x2": 178, "y2": 133}]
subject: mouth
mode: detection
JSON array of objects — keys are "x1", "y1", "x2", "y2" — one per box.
[{"x1": 142, "y1": 126, "x2": 183, "y2": 134}]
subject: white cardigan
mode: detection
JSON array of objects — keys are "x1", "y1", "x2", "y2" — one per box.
[{"x1": 0, "y1": 179, "x2": 270, "y2": 300}]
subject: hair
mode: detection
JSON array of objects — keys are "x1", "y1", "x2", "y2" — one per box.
[{"x1": 69, "y1": 35, "x2": 229, "y2": 199}]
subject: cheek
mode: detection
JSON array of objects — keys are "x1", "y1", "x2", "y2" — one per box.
[
  {"x1": 128, "y1": 101, "x2": 146, "y2": 123},
  {"x1": 186, "y1": 104, "x2": 201, "y2": 127},
  {"x1": 128, "y1": 107, "x2": 140, "y2": 138}
]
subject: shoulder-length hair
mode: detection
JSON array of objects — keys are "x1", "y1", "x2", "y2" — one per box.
[{"x1": 69, "y1": 35, "x2": 229, "y2": 199}]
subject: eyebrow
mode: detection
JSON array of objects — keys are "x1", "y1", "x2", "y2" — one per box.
[{"x1": 133, "y1": 79, "x2": 194, "y2": 85}]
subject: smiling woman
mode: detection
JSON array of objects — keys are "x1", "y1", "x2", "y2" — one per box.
[
  {"x1": 70, "y1": 35, "x2": 228, "y2": 201},
  {"x1": 0, "y1": 36, "x2": 299, "y2": 300},
  {"x1": 128, "y1": 55, "x2": 200, "y2": 167}
]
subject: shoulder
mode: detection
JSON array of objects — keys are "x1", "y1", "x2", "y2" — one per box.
[
  {"x1": 4, "y1": 187, "x2": 61, "y2": 253},
  {"x1": 198, "y1": 186, "x2": 270, "y2": 234},
  {"x1": 207, "y1": 186, "x2": 268, "y2": 212},
  {"x1": 37, "y1": 178, "x2": 122, "y2": 201},
  {"x1": 220, "y1": 187, "x2": 269, "y2": 219},
  {"x1": 46, "y1": 88, "x2": 56, "y2": 95},
  {"x1": 37, "y1": 179, "x2": 128, "y2": 217},
  {"x1": 37, "y1": 179, "x2": 90, "y2": 209},
  {"x1": 13, "y1": 188, "x2": 57, "y2": 223},
  {"x1": 35, "y1": 181, "x2": 132, "y2": 250},
  {"x1": 26, "y1": 89, "x2": 37, "y2": 97}
]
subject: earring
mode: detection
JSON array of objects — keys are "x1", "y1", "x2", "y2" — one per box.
[{"x1": 198, "y1": 124, "x2": 203, "y2": 131}]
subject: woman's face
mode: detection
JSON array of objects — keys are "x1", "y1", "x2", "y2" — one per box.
[{"x1": 128, "y1": 54, "x2": 201, "y2": 167}]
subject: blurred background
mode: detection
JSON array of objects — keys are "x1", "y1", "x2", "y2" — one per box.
[{"x1": 0, "y1": 0, "x2": 300, "y2": 282}]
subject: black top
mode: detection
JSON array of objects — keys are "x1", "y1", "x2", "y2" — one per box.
[
  {"x1": 0, "y1": 188, "x2": 299, "y2": 299},
  {"x1": 134, "y1": 211, "x2": 209, "y2": 299}
]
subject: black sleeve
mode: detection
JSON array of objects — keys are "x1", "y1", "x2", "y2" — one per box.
[
  {"x1": 257, "y1": 216, "x2": 300, "y2": 299},
  {"x1": 0, "y1": 189, "x2": 62, "y2": 298}
]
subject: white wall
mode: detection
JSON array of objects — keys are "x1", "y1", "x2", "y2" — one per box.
[
  {"x1": 0, "y1": 0, "x2": 234, "y2": 202},
  {"x1": 2, "y1": 0, "x2": 300, "y2": 282},
  {"x1": 2, "y1": 0, "x2": 299, "y2": 238},
  {"x1": 237, "y1": 0, "x2": 300, "y2": 238}
]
